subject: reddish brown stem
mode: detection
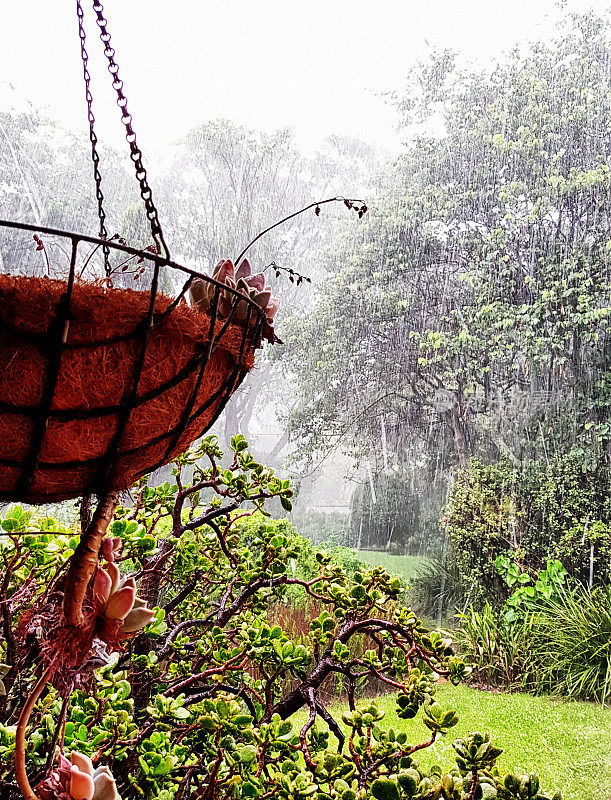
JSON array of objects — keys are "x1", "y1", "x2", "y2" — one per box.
[
  {"x1": 63, "y1": 493, "x2": 118, "y2": 627},
  {"x1": 15, "y1": 665, "x2": 52, "y2": 800},
  {"x1": 234, "y1": 196, "x2": 366, "y2": 266}
]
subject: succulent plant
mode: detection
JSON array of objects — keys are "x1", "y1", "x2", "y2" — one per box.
[
  {"x1": 93, "y1": 556, "x2": 155, "y2": 636},
  {"x1": 190, "y1": 258, "x2": 279, "y2": 327},
  {"x1": 38, "y1": 751, "x2": 120, "y2": 800},
  {"x1": 452, "y1": 731, "x2": 503, "y2": 773}
]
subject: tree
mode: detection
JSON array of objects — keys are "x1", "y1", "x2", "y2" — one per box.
[
  {"x1": 443, "y1": 454, "x2": 611, "y2": 604},
  {"x1": 0, "y1": 436, "x2": 563, "y2": 800},
  {"x1": 350, "y1": 468, "x2": 442, "y2": 555},
  {"x1": 0, "y1": 105, "x2": 144, "y2": 281},
  {"x1": 283, "y1": 12, "x2": 611, "y2": 480},
  {"x1": 156, "y1": 121, "x2": 377, "y2": 449}
]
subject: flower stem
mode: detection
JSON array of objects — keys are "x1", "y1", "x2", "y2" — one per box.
[{"x1": 234, "y1": 196, "x2": 365, "y2": 266}]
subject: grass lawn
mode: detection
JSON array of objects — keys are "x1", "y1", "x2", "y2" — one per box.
[
  {"x1": 352, "y1": 550, "x2": 430, "y2": 584},
  {"x1": 303, "y1": 685, "x2": 610, "y2": 800}
]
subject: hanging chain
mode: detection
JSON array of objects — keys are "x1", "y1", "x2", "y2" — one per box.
[
  {"x1": 76, "y1": 0, "x2": 111, "y2": 276},
  {"x1": 90, "y1": 1, "x2": 170, "y2": 261}
]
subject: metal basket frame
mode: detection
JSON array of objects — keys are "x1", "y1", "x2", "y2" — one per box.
[{"x1": 0, "y1": 218, "x2": 266, "y2": 502}]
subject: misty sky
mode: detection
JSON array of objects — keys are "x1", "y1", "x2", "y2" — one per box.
[{"x1": 1, "y1": 1, "x2": 610, "y2": 155}]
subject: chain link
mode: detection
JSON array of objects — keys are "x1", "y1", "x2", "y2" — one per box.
[
  {"x1": 90, "y1": 1, "x2": 170, "y2": 261},
  {"x1": 76, "y1": 0, "x2": 111, "y2": 276}
]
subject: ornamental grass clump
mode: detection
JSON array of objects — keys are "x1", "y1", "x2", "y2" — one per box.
[{"x1": 531, "y1": 583, "x2": 611, "y2": 704}]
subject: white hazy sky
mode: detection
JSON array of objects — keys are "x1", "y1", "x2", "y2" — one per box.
[{"x1": 1, "y1": 1, "x2": 610, "y2": 155}]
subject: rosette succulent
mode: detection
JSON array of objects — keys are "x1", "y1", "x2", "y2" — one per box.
[
  {"x1": 190, "y1": 258, "x2": 279, "y2": 326},
  {"x1": 38, "y1": 751, "x2": 120, "y2": 800},
  {"x1": 93, "y1": 556, "x2": 155, "y2": 636}
]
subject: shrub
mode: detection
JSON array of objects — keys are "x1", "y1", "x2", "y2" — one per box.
[
  {"x1": 455, "y1": 603, "x2": 540, "y2": 692},
  {"x1": 409, "y1": 557, "x2": 465, "y2": 624},
  {"x1": 456, "y1": 557, "x2": 611, "y2": 703},
  {"x1": 443, "y1": 454, "x2": 611, "y2": 604},
  {"x1": 0, "y1": 436, "x2": 562, "y2": 800}
]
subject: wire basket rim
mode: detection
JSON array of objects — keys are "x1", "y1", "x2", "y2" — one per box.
[{"x1": 0, "y1": 218, "x2": 267, "y2": 315}]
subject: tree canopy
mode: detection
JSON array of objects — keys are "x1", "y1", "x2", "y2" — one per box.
[{"x1": 282, "y1": 12, "x2": 611, "y2": 480}]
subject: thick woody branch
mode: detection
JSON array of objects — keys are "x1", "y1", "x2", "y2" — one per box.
[
  {"x1": 299, "y1": 687, "x2": 317, "y2": 772},
  {"x1": 63, "y1": 493, "x2": 118, "y2": 628}
]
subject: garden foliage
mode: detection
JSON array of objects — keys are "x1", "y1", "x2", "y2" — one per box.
[
  {"x1": 0, "y1": 437, "x2": 561, "y2": 800},
  {"x1": 442, "y1": 455, "x2": 611, "y2": 604},
  {"x1": 456, "y1": 556, "x2": 611, "y2": 703}
]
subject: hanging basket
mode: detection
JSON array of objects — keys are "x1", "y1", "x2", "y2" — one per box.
[{"x1": 0, "y1": 221, "x2": 266, "y2": 504}]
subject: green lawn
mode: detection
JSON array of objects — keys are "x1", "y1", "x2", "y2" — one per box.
[
  {"x1": 352, "y1": 550, "x2": 430, "y2": 584},
  {"x1": 306, "y1": 685, "x2": 610, "y2": 800},
  {"x1": 379, "y1": 685, "x2": 611, "y2": 800}
]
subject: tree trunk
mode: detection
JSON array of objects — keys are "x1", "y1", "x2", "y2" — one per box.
[{"x1": 451, "y1": 406, "x2": 469, "y2": 469}]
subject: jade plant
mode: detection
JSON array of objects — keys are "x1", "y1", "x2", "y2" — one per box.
[{"x1": 0, "y1": 436, "x2": 562, "y2": 800}]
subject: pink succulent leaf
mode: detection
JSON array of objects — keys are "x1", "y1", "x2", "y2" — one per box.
[
  {"x1": 211, "y1": 259, "x2": 226, "y2": 279},
  {"x1": 106, "y1": 562, "x2": 120, "y2": 596},
  {"x1": 99, "y1": 539, "x2": 113, "y2": 563},
  {"x1": 225, "y1": 288, "x2": 247, "y2": 315},
  {"x1": 104, "y1": 584, "x2": 136, "y2": 621},
  {"x1": 92, "y1": 768, "x2": 120, "y2": 800},
  {"x1": 233, "y1": 297, "x2": 251, "y2": 324},
  {"x1": 236, "y1": 277, "x2": 250, "y2": 294},
  {"x1": 245, "y1": 272, "x2": 266, "y2": 292},
  {"x1": 122, "y1": 606, "x2": 156, "y2": 633},
  {"x1": 214, "y1": 260, "x2": 235, "y2": 285},
  {"x1": 58, "y1": 753, "x2": 72, "y2": 782},
  {"x1": 189, "y1": 279, "x2": 211, "y2": 312},
  {"x1": 218, "y1": 296, "x2": 233, "y2": 318},
  {"x1": 235, "y1": 258, "x2": 252, "y2": 279},
  {"x1": 69, "y1": 766, "x2": 95, "y2": 800},
  {"x1": 253, "y1": 289, "x2": 272, "y2": 310},
  {"x1": 99, "y1": 537, "x2": 121, "y2": 563},
  {"x1": 70, "y1": 752, "x2": 94, "y2": 777},
  {"x1": 266, "y1": 297, "x2": 280, "y2": 320},
  {"x1": 93, "y1": 767, "x2": 113, "y2": 780},
  {"x1": 93, "y1": 568, "x2": 112, "y2": 604}
]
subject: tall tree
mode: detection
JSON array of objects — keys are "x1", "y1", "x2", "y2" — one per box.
[
  {"x1": 283, "y1": 12, "x2": 611, "y2": 482},
  {"x1": 157, "y1": 121, "x2": 379, "y2": 446}
]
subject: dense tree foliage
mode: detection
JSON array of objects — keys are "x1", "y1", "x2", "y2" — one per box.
[
  {"x1": 283, "y1": 13, "x2": 611, "y2": 485},
  {"x1": 0, "y1": 107, "x2": 137, "y2": 261}
]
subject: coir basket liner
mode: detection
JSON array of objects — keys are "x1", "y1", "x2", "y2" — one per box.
[{"x1": 0, "y1": 275, "x2": 259, "y2": 503}]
